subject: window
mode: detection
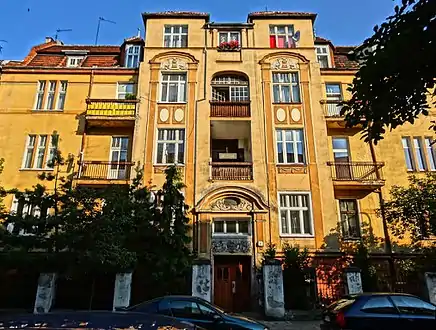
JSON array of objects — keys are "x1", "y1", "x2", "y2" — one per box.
[
  {"x1": 117, "y1": 83, "x2": 136, "y2": 99},
  {"x1": 67, "y1": 56, "x2": 84, "y2": 68},
  {"x1": 125, "y1": 45, "x2": 141, "y2": 68},
  {"x1": 425, "y1": 138, "x2": 436, "y2": 171},
  {"x1": 22, "y1": 134, "x2": 58, "y2": 169},
  {"x1": 218, "y1": 32, "x2": 241, "y2": 45},
  {"x1": 279, "y1": 193, "x2": 313, "y2": 236},
  {"x1": 164, "y1": 25, "x2": 188, "y2": 48},
  {"x1": 361, "y1": 296, "x2": 397, "y2": 314},
  {"x1": 339, "y1": 200, "x2": 360, "y2": 239},
  {"x1": 156, "y1": 129, "x2": 185, "y2": 164},
  {"x1": 213, "y1": 218, "x2": 250, "y2": 235},
  {"x1": 108, "y1": 137, "x2": 129, "y2": 180},
  {"x1": 35, "y1": 81, "x2": 46, "y2": 110},
  {"x1": 170, "y1": 301, "x2": 202, "y2": 319},
  {"x1": 390, "y1": 295, "x2": 436, "y2": 316},
  {"x1": 316, "y1": 46, "x2": 330, "y2": 68},
  {"x1": 276, "y1": 129, "x2": 305, "y2": 164},
  {"x1": 45, "y1": 81, "x2": 56, "y2": 110},
  {"x1": 22, "y1": 135, "x2": 36, "y2": 168},
  {"x1": 46, "y1": 135, "x2": 59, "y2": 169},
  {"x1": 269, "y1": 25, "x2": 297, "y2": 48},
  {"x1": 211, "y1": 75, "x2": 249, "y2": 102},
  {"x1": 402, "y1": 137, "x2": 415, "y2": 171},
  {"x1": 326, "y1": 84, "x2": 342, "y2": 101},
  {"x1": 33, "y1": 135, "x2": 48, "y2": 169},
  {"x1": 160, "y1": 74, "x2": 187, "y2": 103},
  {"x1": 413, "y1": 137, "x2": 427, "y2": 171},
  {"x1": 272, "y1": 73, "x2": 300, "y2": 103},
  {"x1": 56, "y1": 81, "x2": 67, "y2": 110},
  {"x1": 7, "y1": 196, "x2": 49, "y2": 236}
]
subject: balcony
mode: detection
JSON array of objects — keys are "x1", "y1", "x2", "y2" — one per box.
[
  {"x1": 323, "y1": 100, "x2": 344, "y2": 118},
  {"x1": 327, "y1": 161, "x2": 385, "y2": 195},
  {"x1": 76, "y1": 161, "x2": 134, "y2": 185},
  {"x1": 85, "y1": 99, "x2": 138, "y2": 127},
  {"x1": 210, "y1": 162, "x2": 253, "y2": 181},
  {"x1": 210, "y1": 101, "x2": 251, "y2": 118}
]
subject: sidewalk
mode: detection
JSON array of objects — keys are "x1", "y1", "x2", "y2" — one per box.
[{"x1": 264, "y1": 320, "x2": 321, "y2": 330}]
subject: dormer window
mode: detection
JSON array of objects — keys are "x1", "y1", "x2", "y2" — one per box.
[
  {"x1": 316, "y1": 46, "x2": 331, "y2": 68},
  {"x1": 125, "y1": 44, "x2": 141, "y2": 68},
  {"x1": 270, "y1": 25, "x2": 300, "y2": 48},
  {"x1": 67, "y1": 56, "x2": 84, "y2": 67}
]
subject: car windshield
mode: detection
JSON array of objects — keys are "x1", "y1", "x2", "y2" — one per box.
[{"x1": 199, "y1": 299, "x2": 226, "y2": 314}]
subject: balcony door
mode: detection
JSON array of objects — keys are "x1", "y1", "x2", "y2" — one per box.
[
  {"x1": 108, "y1": 137, "x2": 129, "y2": 179},
  {"x1": 332, "y1": 137, "x2": 351, "y2": 179}
]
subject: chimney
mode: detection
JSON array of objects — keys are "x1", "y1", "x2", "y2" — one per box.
[{"x1": 45, "y1": 36, "x2": 54, "y2": 44}]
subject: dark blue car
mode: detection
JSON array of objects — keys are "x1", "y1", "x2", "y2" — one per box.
[
  {"x1": 125, "y1": 295, "x2": 268, "y2": 330},
  {"x1": 321, "y1": 293, "x2": 436, "y2": 330}
]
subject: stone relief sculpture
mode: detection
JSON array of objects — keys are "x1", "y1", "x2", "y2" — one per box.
[
  {"x1": 210, "y1": 197, "x2": 253, "y2": 211},
  {"x1": 271, "y1": 57, "x2": 299, "y2": 70},
  {"x1": 161, "y1": 58, "x2": 188, "y2": 70},
  {"x1": 211, "y1": 238, "x2": 251, "y2": 254}
]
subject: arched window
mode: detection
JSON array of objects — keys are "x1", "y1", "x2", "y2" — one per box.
[{"x1": 211, "y1": 74, "x2": 249, "y2": 102}]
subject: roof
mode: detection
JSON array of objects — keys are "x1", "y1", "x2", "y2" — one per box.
[
  {"x1": 332, "y1": 45, "x2": 359, "y2": 70},
  {"x1": 142, "y1": 11, "x2": 210, "y2": 23},
  {"x1": 205, "y1": 22, "x2": 254, "y2": 29},
  {"x1": 2, "y1": 40, "x2": 137, "y2": 69},
  {"x1": 315, "y1": 36, "x2": 332, "y2": 44},
  {"x1": 247, "y1": 11, "x2": 317, "y2": 22}
]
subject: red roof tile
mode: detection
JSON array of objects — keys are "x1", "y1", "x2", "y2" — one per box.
[
  {"x1": 39, "y1": 45, "x2": 121, "y2": 54},
  {"x1": 247, "y1": 11, "x2": 317, "y2": 22},
  {"x1": 27, "y1": 55, "x2": 64, "y2": 66},
  {"x1": 333, "y1": 46, "x2": 359, "y2": 70},
  {"x1": 82, "y1": 55, "x2": 120, "y2": 67},
  {"x1": 315, "y1": 36, "x2": 331, "y2": 44}
]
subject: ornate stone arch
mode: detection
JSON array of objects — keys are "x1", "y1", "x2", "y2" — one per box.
[
  {"x1": 149, "y1": 51, "x2": 199, "y2": 70},
  {"x1": 195, "y1": 186, "x2": 269, "y2": 213}
]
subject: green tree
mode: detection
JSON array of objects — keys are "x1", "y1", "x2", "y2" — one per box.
[
  {"x1": 384, "y1": 173, "x2": 436, "y2": 243},
  {"x1": 342, "y1": 0, "x2": 436, "y2": 143}
]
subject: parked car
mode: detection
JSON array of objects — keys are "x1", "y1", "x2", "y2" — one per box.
[
  {"x1": 0, "y1": 310, "x2": 200, "y2": 329},
  {"x1": 124, "y1": 295, "x2": 268, "y2": 330},
  {"x1": 321, "y1": 293, "x2": 436, "y2": 330}
]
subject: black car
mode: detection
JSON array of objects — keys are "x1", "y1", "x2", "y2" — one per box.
[
  {"x1": 321, "y1": 293, "x2": 436, "y2": 330},
  {"x1": 124, "y1": 295, "x2": 268, "y2": 330},
  {"x1": 0, "y1": 310, "x2": 200, "y2": 329}
]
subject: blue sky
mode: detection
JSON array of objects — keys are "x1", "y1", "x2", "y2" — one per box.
[{"x1": 0, "y1": 0, "x2": 400, "y2": 59}]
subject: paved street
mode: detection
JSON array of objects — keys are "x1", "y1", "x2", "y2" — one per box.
[{"x1": 264, "y1": 321, "x2": 321, "y2": 330}]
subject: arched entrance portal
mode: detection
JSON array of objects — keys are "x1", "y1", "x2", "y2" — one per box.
[{"x1": 195, "y1": 187, "x2": 268, "y2": 312}]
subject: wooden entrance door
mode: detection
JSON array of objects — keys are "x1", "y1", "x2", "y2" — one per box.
[{"x1": 214, "y1": 256, "x2": 251, "y2": 312}]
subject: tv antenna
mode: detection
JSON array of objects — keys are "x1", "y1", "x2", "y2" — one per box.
[
  {"x1": 95, "y1": 17, "x2": 116, "y2": 45},
  {"x1": 0, "y1": 40, "x2": 8, "y2": 55},
  {"x1": 55, "y1": 28, "x2": 72, "y2": 41}
]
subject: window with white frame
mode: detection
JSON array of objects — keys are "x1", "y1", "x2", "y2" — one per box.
[
  {"x1": 276, "y1": 129, "x2": 305, "y2": 164},
  {"x1": 402, "y1": 137, "x2": 415, "y2": 171},
  {"x1": 160, "y1": 73, "x2": 187, "y2": 103},
  {"x1": 45, "y1": 81, "x2": 56, "y2": 110},
  {"x1": 339, "y1": 200, "x2": 361, "y2": 239},
  {"x1": 413, "y1": 137, "x2": 427, "y2": 171},
  {"x1": 35, "y1": 81, "x2": 46, "y2": 110},
  {"x1": 325, "y1": 83, "x2": 343, "y2": 116},
  {"x1": 67, "y1": 56, "x2": 84, "y2": 68},
  {"x1": 316, "y1": 46, "x2": 330, "y2": 68},
  {"x1": 56, "y1": 81, "x2": 68, "y2": 110},
  {"x1": 156, "y1": 129, "x2": 185, "y2": 164},
  {"x1": 269, "y1": 25, "x2": 297, "y2": 48},
  {"x1": 218, "y1": 31, "x2": 240, "y2": 44},
  {"x1": 213, "y1": 218, "x2": 250, "y2": 235},
  {"x1": 425, "y1": 138, "x2": 436, "y2": 171},
  {"x1": 125, "y1": 45, "x2": 141, "y2": 68},
  {"x1": 164, "y1": 25, "x2": 188, "y2": 48},
  {"x1": 117, "y1": 83, "x2": 136, "y2": 99},
  {"x1": 279, "y1": 193, "x2": 313, "y2": 236},
  {"x1": 22, "y1": 134, "x2": 58, "y2": 169},
  {"x1": 272, "y1": 72, "x2": 301, "y2": 103},
  {"x1": 211, "y1": 75, "x2": 249, "y2": 102}
]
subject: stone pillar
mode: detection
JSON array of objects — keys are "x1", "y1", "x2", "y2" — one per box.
[
  {"x1": 424, "y1": 272, "x2": 436, "y2": 305},
  {"x1": 34, "y1": 273, "x2": 57, "y2": 314},
  {"x1": 263, "y1": 260, "x2": 285, "y2": 319},
  {"x1": 344, "y1": 267, "x2": 363, "y2": 295},
  {"x1": 113, "y1": 272, "x2": 133, "y2": 311},
  {"x1": 192, "y1": 259, "x2": 211, "y2": 302}
]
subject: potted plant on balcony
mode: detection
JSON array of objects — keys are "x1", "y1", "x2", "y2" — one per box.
[
  {"x1": 124, "y1": 93, "x2": 136, "y2": 100},
  {"x1": 217, "y1": 40, "x2": 240, "y2": 52}
]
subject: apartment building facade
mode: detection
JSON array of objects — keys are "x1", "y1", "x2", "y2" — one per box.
[{"x1": 0, "y1": 11, "x2": 435, "y2": 312}]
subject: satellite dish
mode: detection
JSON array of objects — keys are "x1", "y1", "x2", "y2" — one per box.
[{"x1": 293, "y1": 31, "x2": 301, "y2": 42}]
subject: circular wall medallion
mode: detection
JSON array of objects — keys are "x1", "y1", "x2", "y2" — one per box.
[
  {"x1": 291, "y1": 108, "x2": 301, "y2": 122},
  {"x1": 174, "y1": 108, "x2": 184, "y2": 122},
  {"x1": 276, "y1": 108, "x2": 286, "y2": 122},
  {"x1": 159, "y1": 108, "x2": 169, "y2": 122}
]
